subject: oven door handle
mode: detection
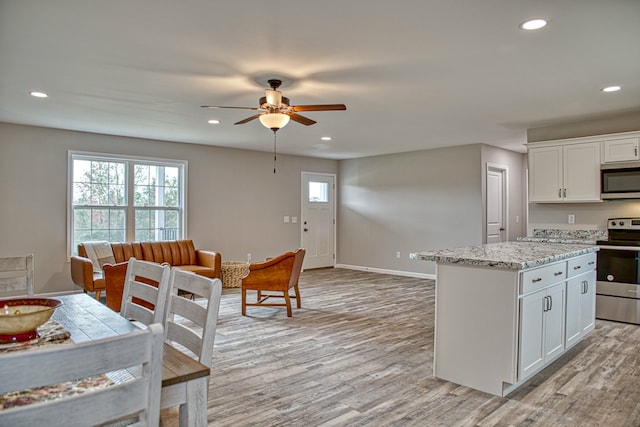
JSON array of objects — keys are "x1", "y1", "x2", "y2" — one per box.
[{"x1": 598, "y1": 245, "x2": 640, "y2": 252}]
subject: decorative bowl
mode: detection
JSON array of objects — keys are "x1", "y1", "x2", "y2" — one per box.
[{"x1": 0, "y1": 298, "x2": 63, "y2": 342}]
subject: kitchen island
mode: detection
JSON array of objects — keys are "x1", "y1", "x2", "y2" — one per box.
[{"x1": 411, "y1": 242, "x2": 599, "y2": 397}]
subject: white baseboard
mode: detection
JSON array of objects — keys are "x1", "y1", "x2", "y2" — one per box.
[{"x1": 335, "y1": 264, "x2": 435, "y2": 280}]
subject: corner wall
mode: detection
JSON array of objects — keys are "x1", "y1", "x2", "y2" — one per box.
[{"x1": 337, "y1": 145, "x2": 485, "y2": 276}]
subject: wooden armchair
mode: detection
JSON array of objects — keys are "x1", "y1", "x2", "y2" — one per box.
[{"x1": 241, "y1": 248, "x2": 305, "y2": 317}]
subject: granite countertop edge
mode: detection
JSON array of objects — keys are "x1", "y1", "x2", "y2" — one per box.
[
  {"x1": 410, "y1": 242, "x2": 599, "y2": 270},
  {"x1": 515, "y1": 236, "x2": 599, "y2": 245}
]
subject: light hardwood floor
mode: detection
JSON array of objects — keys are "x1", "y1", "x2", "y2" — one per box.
[{"x1": 162, "y1": 268, "x2": 640, "y2": 426}]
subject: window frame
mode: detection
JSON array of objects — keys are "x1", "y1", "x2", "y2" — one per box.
[{"x1": 67, "y1": 151, "x2": 188, "y2": 256}]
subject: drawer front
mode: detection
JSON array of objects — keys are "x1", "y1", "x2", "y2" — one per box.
[
  {"x1": 567, "y1": 253, "x2": 597, "y2": 278},
  {"x1": 521, "y1": 262, "x2": 566, "y2": 295}
]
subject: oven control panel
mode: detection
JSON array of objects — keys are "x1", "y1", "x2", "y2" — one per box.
[{"x1": 608, "y1": 218, "x2": 640, "y2": 230}]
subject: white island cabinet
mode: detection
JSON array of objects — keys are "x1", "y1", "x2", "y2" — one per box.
[{"x1": 411, "y1": 242, "x2": 598, "y2": 397}]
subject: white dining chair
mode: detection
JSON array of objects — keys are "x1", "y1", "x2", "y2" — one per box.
[
  {"x1": 0, "y1": 323, "x2": 165, "y2": 427},
  {"x1": 0, "y1": 254, "x2": 34, "y2": 298},
  {"x1": 161, "y1": 269, "x2": 222, "y2": 425},
  {"x1": 121, "y1": 258, "x2": 171, "y2": 327}
]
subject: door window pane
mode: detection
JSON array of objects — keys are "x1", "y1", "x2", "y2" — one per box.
[{"x1": 309, "y1": 181, "x2": 328, "y2": 203}]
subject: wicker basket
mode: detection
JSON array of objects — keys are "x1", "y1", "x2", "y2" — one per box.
[{"x1": 221, "y1": 261, "x2": 250, "y2": 288}]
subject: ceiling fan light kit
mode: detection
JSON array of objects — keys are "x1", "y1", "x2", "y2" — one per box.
[
  {"x1": 259, "y1": 112, "x2": 290, "y2": 131},
  {"x1": 201, "y1": 78, "x2": 346, "y2": 173},
  {"x1": 201, "y1": 78, "x2": 346, "y2": 130}
]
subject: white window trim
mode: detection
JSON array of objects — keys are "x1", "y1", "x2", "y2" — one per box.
[{"x1": 67, "y1": 150, "x2": 188, "y2": 257}]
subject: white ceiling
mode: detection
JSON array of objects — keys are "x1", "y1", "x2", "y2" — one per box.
[{"x1": 1, "y1": 1, "x2": 639, "y2": 159}]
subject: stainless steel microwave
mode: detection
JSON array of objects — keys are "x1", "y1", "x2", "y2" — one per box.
[{"x1": 601, "y1": 162, "x2": 640, "y2": 199}]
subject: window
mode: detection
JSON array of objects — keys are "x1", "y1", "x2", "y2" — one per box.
[
  {"x1": 308, "y1": 181, "x2": 329, "y2": 203},
  {"x1": 69, "y1": 152, "x2": 186, "y2": 254}
]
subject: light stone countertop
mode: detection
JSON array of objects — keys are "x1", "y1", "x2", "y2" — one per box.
[{"x1": 410, "y1": 241, "x2": 599, "y2": 270}]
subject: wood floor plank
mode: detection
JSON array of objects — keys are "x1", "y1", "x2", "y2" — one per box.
[{"x1": 159, "y1": 268, "x2": 640, "y2": 426}]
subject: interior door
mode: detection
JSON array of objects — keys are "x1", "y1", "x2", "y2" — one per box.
[
  {"x1": 301, "y1": 172, "x2": 335, "y2": 269},
  {"x1": 486, "y1": 165, "x2": 507, "y2": 243}
]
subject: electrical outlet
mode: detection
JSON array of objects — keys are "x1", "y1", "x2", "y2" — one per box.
[
  {"x1": 284, "y1": 216, "x2": 290, "y2": 223},
  {"x1": 291, "y1": 216, "x2": 297, "y2": 223},
  {"x1": 247, "y1": 253, "x2": 252, "y2": 262},
  {"x1": 396, "y1": 251, "x2": 401, "y2": 259},
  {"x1": 568, "y1": 214, "x2": 575, "y2": 224}
]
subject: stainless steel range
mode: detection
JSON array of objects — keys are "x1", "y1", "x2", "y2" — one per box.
[{"x1": 596, "y1": 218, "x2": 640, "y2": 324}]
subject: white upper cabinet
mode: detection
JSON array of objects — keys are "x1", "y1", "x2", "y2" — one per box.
[
  {"x1": 602, "y1": 137, "x2": 640, "y2": 163},
  {"x1": 528, "y1": 142, "x2": 601, "y2": 203}
]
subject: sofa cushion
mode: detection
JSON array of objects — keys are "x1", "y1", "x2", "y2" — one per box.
[
  {"x1": 140, "y1": 240, "x2": 197, "y2": 266},
  {"x1": 111, "y1": 242, "x2": 144, "y2": 264},
  {"x1": 173, "y1": 264, "x2": 217, "y2": 278}
]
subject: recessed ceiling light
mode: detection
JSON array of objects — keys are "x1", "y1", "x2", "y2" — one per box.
[
  {"x1": 321, "y1": 136, "x2": 332, "y2": 141},
  {"x1": 520, "y1": 19, "x2": 547, "y2": 30},
  {"x1": 29, "y1": 91, "x2": 48, "y2": 98},
  {"x1": 207, "y1": 119, "x2": 221, "y2": 124},
  {"x1": 601, "y1": 86, "x2": 621, "y2": 93}
]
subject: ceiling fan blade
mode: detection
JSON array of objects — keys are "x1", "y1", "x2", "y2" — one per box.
[
  {"x1": 291, "y1": 104, "x2": 347, "y2": 112},
  {"x1": 201, "y1": 105, "x2": 261, "y2": 110},
  {"x1": 288, "y1": 113, "x2": 317, "y2": 126},
  {"x1": 234, "y1": 114, "x2": 263, "y2": 125}
]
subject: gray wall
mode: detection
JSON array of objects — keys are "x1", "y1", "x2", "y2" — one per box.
[
  {"x1": 1, "y1": 121, "x2": 528, "y2": 293},
  {"x1": 526, "y1": 110, "x2": 640, "y2": 231},
  {"x1": 0, "y1": 122, "x2": 337, "y2": 294},
  {"x1": 337, "y1": 144, "x2": 526, "y2": 276}
]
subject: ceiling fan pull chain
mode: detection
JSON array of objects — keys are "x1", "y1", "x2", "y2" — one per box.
[{"x1": 273, "y1": 130, "x2": 277, "y2": 174}]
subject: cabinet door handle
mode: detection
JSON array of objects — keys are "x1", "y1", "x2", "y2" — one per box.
[
  {"x1": 635, "y1": 146, "x2": 638, "y2": 156},
  {"x1": 548, "y1": 295, "x2": 553, "y2": 311},
  {"x1": 563, "y1": 188, "x2": 567, "y2": 198},
  {"x1": 588, "y1": 261, "x2": 595, "y2": 266},
  {"x1": 558, "y1": 189, "x2": 562, "y2": 198},
  {"x1": 583, "y1": 280, "x2": 589, "y2": 294},
  {"x1": 554, "y1": 271, "x2": 563, "y2": 276},
  {"x1": 532, "y1": 278, "x2": 542, "y2": 283},
  {"x1": 573, "y1": 265, "x2": 581, "y2": 270}
]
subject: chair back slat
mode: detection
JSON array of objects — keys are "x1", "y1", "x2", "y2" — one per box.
[
  {"x1": 121, "y1": 258, "x2": 171, "y2": 326},
  {"x1": 166, "y1": 269, "x2": 222, "y2": 366},
  {"x1": 0, "y1": 254, "x2": 34, "y2": 297},
  {"x1": 0, "y1": 323, "x2": 164, "y2": 427}
]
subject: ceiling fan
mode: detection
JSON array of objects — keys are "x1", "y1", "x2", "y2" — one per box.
[{"x1": 201, "y1": 79, "x2": 346, "y2": 131}]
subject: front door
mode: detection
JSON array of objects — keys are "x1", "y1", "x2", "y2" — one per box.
[{"x1": 301, "y1": 172, "x2": 335, "y2": 269}]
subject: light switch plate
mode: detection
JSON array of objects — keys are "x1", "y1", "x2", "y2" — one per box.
[
  {"x1": 292, "y1": 217, "x2": 297, "y2": 223},
  {"x1": 284, "y1": 216, "x2": 290, "y2": 223}
]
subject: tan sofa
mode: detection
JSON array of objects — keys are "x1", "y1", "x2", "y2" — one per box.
[{"x1": 70, "y1": 240, "x2": 221, "y2": 311}]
